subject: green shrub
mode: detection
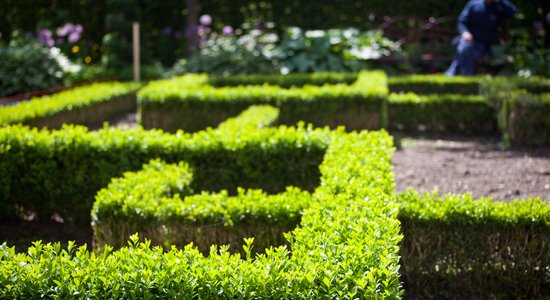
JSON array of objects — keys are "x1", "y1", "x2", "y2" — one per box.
[
  {"x1": 398, "y1": 190, "x2": 550, "y2": 299},
  {"x1": 266, "y1": 27, "x2": 399, "y2": 73},
  {"x1": 178, "y1": 27, "x2": 278, "y2": 75},
  {"x1": 504, "y1": 92, "x2": 550, "y2": 146},
  {"x1": 0, "y1": 124, "x2": 326, "y2": 223},
  {"x1": 92, "y1": 158, "x2": 310, "y2": 252},
  {"x1": 216, "y1": 105, "x2": 279, "y2": 131},
  {"x1": 481, "y1": 76, "x2": 550, "y2": 96},
  {"x1": 0, "y1": 82, "x2": 140, "y2": 128},
  {"x1": 387, "y1": 93, "x2": 497, "y2": 134},
  {"x1": 0, "y1": 129, "x2": 403, "y2": 299},
  {"x1": 389, "y1": 75, "x2": 482, "y2": 95},
  {"x1": 0, "y1": 41, "x2": 65, "y2": 97},
  {"x1": 138, "y1": 71, "x2": 388, "y2": 132},
  {"x1": 209, "y1": 72, "x2": 359, "y2": 88}
]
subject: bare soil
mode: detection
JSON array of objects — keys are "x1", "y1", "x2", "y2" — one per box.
[{"x1": 393, "y1": 135, "x2": 550, "y2": 201}]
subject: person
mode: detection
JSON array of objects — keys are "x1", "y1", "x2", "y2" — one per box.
[{"x1": 446, "y1": 0, "x2": 517, "y2": 76}]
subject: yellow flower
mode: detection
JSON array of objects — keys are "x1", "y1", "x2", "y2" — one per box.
[
  {"x1": 84, "y1": 56, "x2": 92, "y2": 64},
  {"x1": 71, "y1": 45, "x2": 80, "y2": 53}
]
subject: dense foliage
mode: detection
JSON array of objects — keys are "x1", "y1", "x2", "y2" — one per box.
[
  {"x1": 0, "y1": 41, "x2": 64, "y2": 97},
  {"x1": 138, "y1": 71, "x2": 388, "y2": 132},
  {"x1": 388, "y1": 74, "x2": 482, "y2": 95},
  {"x1": 398, "y1": 190, "x2": 550, "y2": 298},
  {"x1": 0, "y1": 124, "x2": 327, "y2": 223},
  {"x1": 387, "y1": 93, "x2": 497, "y2": 134},
  {"x1": 0, "y1": 126, "x2": 403, "y2": 299},
  {"x1": 0, "y1": 82, "x2": 140, "y2": 126},
  {"x1": 177, "y1": 26, "x2": 400, "y2": 75},
  {"x1": 208, "y1": 72, "x2": 358, "y2": 88}
]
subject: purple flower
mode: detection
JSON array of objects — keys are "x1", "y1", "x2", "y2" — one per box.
[
  {"x1": 222, "y1": 25, "x2": 233, "y2": 35},
  {"x1": 185, "y1": 24, "x2": 198, "y2": 39},
  {"x1": 174, "y1": 31, "x2": 183, "y2": 39},
  {"x1": 68, "y1": 32, "x2": 81, "y2": 43},
  {"x1": 74, "y1": 24, "x2": 83, "y2": 34},
  {"x1": 162, "y1": 26, "x2": 173, "y2": 36},
  {"x1": 57, "y1": 23, "x2": 73, "y2": 37},
  {"x1": 546, "y1": 13, "x2": 550, "y2": 24},
  {"x1": 534, "y1": 21, "x2": 544, "y2": 33},
  {"x1": 199, "y1": 14, "x2": 212, "y2": 26},
  {"x1": 254, "y1": 23, "x2": 266, "y2": 30},
  {"x1": 196, "y1": 25, "x2": 206, "y2": 36},
  {"x1": 37, "y1": 29, "x2": 54, "y2": 47}
]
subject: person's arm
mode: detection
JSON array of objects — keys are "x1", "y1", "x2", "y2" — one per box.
[
  {"x1": 457, "y1": 1, "x2": 473, "y2": 40},
  {"x1": 498, "y1": 0, "x2": 518, "y2": 18}
]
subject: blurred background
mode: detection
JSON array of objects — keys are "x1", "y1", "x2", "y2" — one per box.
[{"x1": 1, "y1": 0, "x2": 548, "y2": 97}]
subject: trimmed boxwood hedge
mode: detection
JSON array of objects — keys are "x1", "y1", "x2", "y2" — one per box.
[
  {"x1": 0, "y1": 82, "x2": 140, "y2": 128},
  {"x1": 216, "y1": 104, "x2": 279, "y2": 131},
  {"x1": 0, "y1": 127, "x2": 403, "y2": 299},
  {"x1": 208, "y1": 72, "x2": 359, "y2": 88},
  {"x1": 482, "y1": 76, "x2": 550, "y2": 95},
  {"x1": 387, "y1": 93, "x2": 497, "y2": 134},
  {"x1": 388, "y1": 75, "x2": 482, "y2": 95},
  {"x1": 502, "y1": 92, "x2": 550, "y2": 146},
  {"x1": 0, "y1": 120, "x2": 326, "y2": 223},
  {"x1": 138, "y1": 71, "x2": 388, "y2": 132},
  {"x1": 398, "y1": 190, "x2": 550, "y2": 298},
  {"x1": 92, "y1": 158, "x2": 311, "y2": 253}
]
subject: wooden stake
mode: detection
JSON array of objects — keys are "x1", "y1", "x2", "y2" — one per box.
[{"x1": 132, "y1": 22, "x2": 140, "y2": 82}]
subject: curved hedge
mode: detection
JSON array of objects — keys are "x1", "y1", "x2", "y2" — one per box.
[
  {"x1": 0, "y1": 107, "x2": 320, "y2": 223},
  {"x1": 0, "y1": 128, "x2": 403, "y2": 299},
  {"x1": 92, "y1": 158, "x2": 310, "y2": 253}
]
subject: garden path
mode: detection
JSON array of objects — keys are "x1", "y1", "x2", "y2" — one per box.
[{"x1": 392, "y1": 136, "x2": 550, "y2": 201}]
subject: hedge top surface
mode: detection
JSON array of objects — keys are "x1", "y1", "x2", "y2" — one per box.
[
  {"x1": 388, "y1": 92, "x2": 488, "y2": 104},
  {"x1": 215, "y1": 105, "x2": 280, "y2": 131},
  {"x1": 0, "y1": 125, "x2": 402, "y2": 299},
  {"x1": 92, "y1": 158, "x2": 311, "y2": 227},
  {"x1": 482, "y1": 76, "x2": 550, "y2": 94},
  {"x1": 137, "y1": 71, "x2": 388, "y2": 104},
  {"x1": 388, "y1": 74, "x2": 483, "y2": 85},
  {"x1": 208, "y1": 72, "x2": 359, "y2": 88},
  {"x1": 0, "y1": 82, "x2": 140, "y2": 126},
  {"x1": 398, "y1": 190, "x2": 550, "y2": 226}
]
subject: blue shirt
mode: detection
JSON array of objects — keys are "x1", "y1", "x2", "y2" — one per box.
[{"x1": 457, "y1": 0, "x2": 517, "y2": 45}]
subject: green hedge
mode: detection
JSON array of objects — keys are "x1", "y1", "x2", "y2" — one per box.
[
  {"x1": 389, "y1": 75, "x2": 482, "y2": 95},
  {"x1": 387, "y1": 93, "x2": 497, "y2": 134},
  {"x1": 398, "y1": 190, "x2": 550, "y2": 299},
  {"x1": 503, "y1": 92, "x2": 550, "y2": 146},
  {"x1": 0, "y1": 82, "x2": 140, "y2": 128},
  {"x1": 138, "y1": 71, "x2": 388, "y2": 132},
  {"x1": 0, "y1": 129, "x2": 403, "y2": 299},
  {"x1": 216, "y1": 104, "x2": 279, "y2": 131},
  {"x1": 208, "y1": 72, "x2": 359, "y2": 88},
  {"x1": 0, "y1": 122, "x2": 326, "y2": 223},
  {"x1": 482, "y1": 76, "x2": 550, "y2": 95},
  {"x1": 92, "y1": 158, "x2": 310, "y2": 253}
]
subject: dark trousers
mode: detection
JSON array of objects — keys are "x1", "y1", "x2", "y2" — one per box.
[{"x1": 446, "y1": 39, "x2": 491, "y2": 76}]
